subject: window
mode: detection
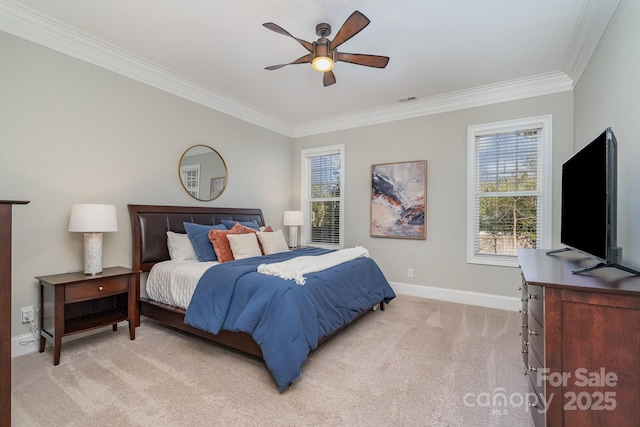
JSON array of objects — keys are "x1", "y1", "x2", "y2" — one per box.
[
  {"x1": 301, "y1": 145, "x2": 345, "y2": 248},
  {"x1": 467, "y1": 116, "x2": 552, "y2": 267},
  {"x1": 180, "y1": 164, "x2": 200, "y2": 198}
]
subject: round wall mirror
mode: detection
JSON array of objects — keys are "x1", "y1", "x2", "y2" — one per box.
[{"x1": 178, "y1": 145, "x2": 228, "y2": 201}]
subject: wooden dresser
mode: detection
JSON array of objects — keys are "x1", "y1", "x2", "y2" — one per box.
[
  {"x1": 518, "y1": 248, "x2": 640, "y2": 427},
  {"x1": 0, "y1": 200, "x2": 29, "y2": 427}
]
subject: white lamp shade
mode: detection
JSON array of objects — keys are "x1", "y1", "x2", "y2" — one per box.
[
  {"x1": 68, "y1": 204, "x2": 118, "y2": 232},
  {"x1": 283, "y1": 210, "x2": 303, "y2": 226}
]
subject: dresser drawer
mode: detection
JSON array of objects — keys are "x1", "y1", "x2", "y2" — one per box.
[
  {"x1": 528, "y1": 313, "x2": 544, "y2": 363},
  {"x1": 521, "y1": 337, "x2": 530, "y2": 365},
  {"x1": 65, "y1": 277, "x2": 129, "y2": 303},
  {"x1": 527, "y1": 375, "x2": 546, "y2": 427},
  {"x1": 519, "y1": 275, "x2": 529, "y2": 365},
  {"x1": 527, "y1": 346, "x2": 545, "y2": 403},
  {"x1": 527, "y1": 284, "x2": 544, "y2": 325}
]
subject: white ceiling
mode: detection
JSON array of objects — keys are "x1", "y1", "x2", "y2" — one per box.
[{"x1": 0, "y1": 0, "x2": 621, "y2": 137}]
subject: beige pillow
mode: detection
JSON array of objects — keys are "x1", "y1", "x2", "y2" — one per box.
[
  {"x1": 166, "y1": 231, "x2": 197, "y2": 261},
  {"x1": 227, "y1": 233, "x2": 262, "y2": 260},
  {"x1": 256, "y1": 230, "x2": 290, "y2": 255}
]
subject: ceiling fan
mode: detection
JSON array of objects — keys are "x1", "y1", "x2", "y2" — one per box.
[{"x1": 263, "y1": 10, "x2": 389, "y2": 87}]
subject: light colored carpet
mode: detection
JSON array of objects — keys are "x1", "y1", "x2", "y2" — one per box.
[{"x1": 12, "y1": 295, "x2": 535, "y2": 426}]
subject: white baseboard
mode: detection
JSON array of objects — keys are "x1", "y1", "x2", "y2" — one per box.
[
  {"x1": 12, "y1": 287, "x2": 518, "y2": 358},
  {"x1": 391, "y1": 281, "x2": 521, "y2": 312},
  {"x1": 11, "y1": 321, "x2": 129, "y2": 359},
  {"x1": 12, "y1": 333, "x2": 39, "y2": 358}
]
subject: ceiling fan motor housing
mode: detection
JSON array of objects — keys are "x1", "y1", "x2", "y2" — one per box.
[
  {"x1": 315, "y1": 23, "x2": 331, "y2": 37},
  {"x1": 313, "y1": 37, "x2": 332, "y2": 58}
]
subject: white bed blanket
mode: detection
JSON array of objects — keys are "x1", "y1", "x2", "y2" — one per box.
[
  {"x1": 146, "y1": 260, "x2": 218, "y2": 309},
  {"x1": 257, "y1": 246, "x2": 370, "y2": 285}
]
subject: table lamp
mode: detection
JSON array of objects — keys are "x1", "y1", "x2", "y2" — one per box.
[
  {"x1": 283, "y1": 210, "x2": 303, "y2": 248},
  {"x1": 68, "y1": 204, "x2": 118, "y2": 275}
]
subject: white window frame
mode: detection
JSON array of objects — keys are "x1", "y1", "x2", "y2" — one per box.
[
  {"x1": 180, "y1": 164, "x2": 200, "y2": 199},
  {"x1": 466, "y1": 115, "x2": 552, "y2": 267},
  {"x1": 300, "y1": 144, "x2": 345, "y2": 249}
]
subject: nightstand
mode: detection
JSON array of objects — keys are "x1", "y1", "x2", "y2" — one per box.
[{"x1": 36, "y1": 267, "x2": 139, "y2": 365}]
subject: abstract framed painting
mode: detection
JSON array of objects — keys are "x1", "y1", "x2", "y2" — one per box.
[{"x1": 371, "y1": 160, "x2": 427, "y2": 239}]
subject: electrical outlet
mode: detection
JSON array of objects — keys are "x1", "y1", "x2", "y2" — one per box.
[
  {"x1": 21, "y1": 306, "x2": 34, "y2": 323},
  {"x1": 407, "y1": 268, "x2": 414, "y2": 278}
]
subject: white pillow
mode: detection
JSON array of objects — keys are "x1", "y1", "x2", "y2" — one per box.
[
  {"x1": 257, "y1": 230, "x2": 290, "y2": 255},
  {"x1": 166, "y1": 231, "x2": 197, "y2": 261},
  {"x1": 227, "y1": 233, "x2": 262, "y2": 260}
]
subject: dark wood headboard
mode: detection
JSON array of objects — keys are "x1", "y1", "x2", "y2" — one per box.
[{"x1": 128, "y1": 204, "x2": 265, "y2": 273}]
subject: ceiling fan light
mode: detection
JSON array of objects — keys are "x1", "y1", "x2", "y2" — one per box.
[{"x1": 312, "y1": 56, "x2": 334, "y2": 72}]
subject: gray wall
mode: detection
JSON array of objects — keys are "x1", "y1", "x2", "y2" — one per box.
[
  {"x1": 293, "y1": 93, "x2": 574, "y2": 299},
  {"x1": 4, "y1": 0, "x2": 637, "y2": 338},
  {"x1": 574, "y1": 0, "x2": 640, "y2": 269},
  {"x1": 1, "y1": 31, "x2": 293, "y2": 336}
]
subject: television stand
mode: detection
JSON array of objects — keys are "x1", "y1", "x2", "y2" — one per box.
[
  {"x1": 572, "y1": 261, "x2": 640, "y2": 276},
  {"x1": 546, "y1": 247, "x2": 640, "y2": 275},
  {"x1": 545, "y1": 247, "x2": 572, "y2": 256}
]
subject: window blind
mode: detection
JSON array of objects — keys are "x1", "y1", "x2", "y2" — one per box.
[
  {"x1": 303, "y1": 149, "x2": 341, "y2": 246},
  {"x1": 473, "y1": 128, "x2": 542, "y2": 256}
]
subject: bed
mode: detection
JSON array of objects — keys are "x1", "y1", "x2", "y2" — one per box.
[{"x1": 128, "y1": 204, "x2": 396, "y2": 391}]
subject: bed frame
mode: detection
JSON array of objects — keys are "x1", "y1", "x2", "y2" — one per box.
[{"x1": 128, "y1": 204, "x2": 383, "y2": 360}]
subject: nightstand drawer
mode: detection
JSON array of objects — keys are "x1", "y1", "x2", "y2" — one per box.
[{"x1": 65, "y1": 277, "x2": 129, "y2": 302}]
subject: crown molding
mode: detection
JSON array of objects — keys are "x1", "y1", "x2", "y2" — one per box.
[
  {"x1": 1, "y1": 0, "x2": 591, "y2": 139},
  {"x1": 0, "y1": 0, "x2": 293, "y2": 136},
  {"x1": 292, "y1": 72, "x2": 573, "y2": 137},
  {"x1": 561, "y1": 0, "x2": 621, "y2": 85}
]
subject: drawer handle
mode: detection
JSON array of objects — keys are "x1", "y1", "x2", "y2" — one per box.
[
  {"x1": 528, "y1": 329, "x2": 538, "y2": 336},
  {"x1": 529, "y1": 365, "x2": 537, "y2": 372},
  {"x1": 528, "y1": 401, "x2": 539, "y2": 408},
  {"x1": 521, "y1": 349, "x2": 528, "y2": 354},
  {"x1": 528, "y1": 294, "x2": 536, "y2": 300},
  {"x1": 98, "y1": 286, "x2": 104, "y2": 291}
]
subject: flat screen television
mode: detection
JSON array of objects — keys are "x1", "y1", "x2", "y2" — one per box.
[{"x1": 553, "y1": 127, "x2": 638, "y2": 274}]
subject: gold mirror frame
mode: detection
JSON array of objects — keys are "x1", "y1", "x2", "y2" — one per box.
[{"x1": 178, "y1": 145, "x2": 228, "y2": 201}]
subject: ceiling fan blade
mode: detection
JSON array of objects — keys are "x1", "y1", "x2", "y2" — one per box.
[
  {"x1": 265, "y1": 54, "x2": 312, "y2": 70},
  {"x1": 263, "y1": 22, "x2": 314, "y2": 52},
  {"x1": 330, "y1": 11, "x2": 370, "y2": 51},
  {"x1": 323, "y1": 71, "x2": 336, "y2": 87},
  {"x1": 336, "y1": 52, "x2": 389, "y2": 68}
]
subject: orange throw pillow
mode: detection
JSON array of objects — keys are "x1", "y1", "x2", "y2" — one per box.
[{"x1": 209, "y1": 223, "x2": 261, "y2": 262}]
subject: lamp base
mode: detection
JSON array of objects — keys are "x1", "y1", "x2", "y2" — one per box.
[
  {"x1": 84, "y1": 232, "x2": 104, "y2": 275},
  {"x1": 288, "y1": 227, "x2": 298, "y2": 249}
]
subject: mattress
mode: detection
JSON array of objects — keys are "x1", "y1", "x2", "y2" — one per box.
[{"x1": 146, "y1": 260, "x2": 218, "y2": 309}]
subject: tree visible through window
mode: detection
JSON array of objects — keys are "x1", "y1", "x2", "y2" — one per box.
[
  {"x1": 467, "y1": 116, "x2": 551, "y2": 267},
  {"x1": 301, "y1": 145, "x2": 344, "y2": 248}
]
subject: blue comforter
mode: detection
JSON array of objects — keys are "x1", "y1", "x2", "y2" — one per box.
[{"x1": 183, "y1": 247, "x2": 396, "y2": 391}]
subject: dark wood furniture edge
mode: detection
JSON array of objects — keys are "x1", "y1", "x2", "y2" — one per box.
[
  {"x1": 0, "y1": 200, "x2": 29, "y2": 427},
  {"x1": 36, "y1": 267, "x2": 138, "y2": 365},
  {"x1": 129, "y1": 204, "x2": 384, "y2": 363},
  {"x1": 139, "y1": 297, "x2": 383, "y2": 359},
  {"x1": 139, "y1": 297, "x2": 263, "y2": 357},
  {"x1": 520, "y1": 248, "x2": 640, "y2": 296},
  {"x1": 519, "y1": 249, "x2": 640, "y2": 426}
]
